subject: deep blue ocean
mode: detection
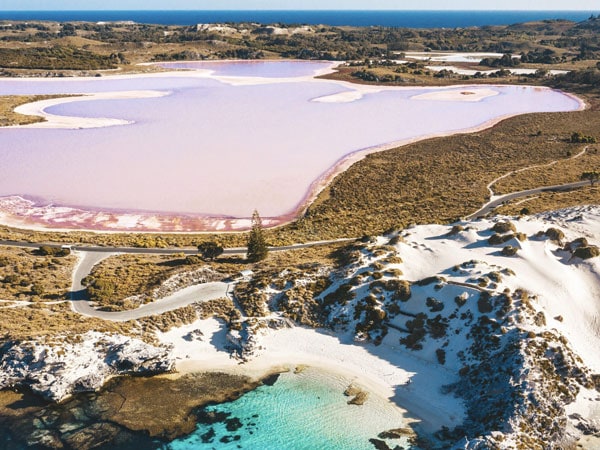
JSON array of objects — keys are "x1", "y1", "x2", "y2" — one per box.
[{"x1": 0, "y1": 10, "x2": 596, "y2": 27}]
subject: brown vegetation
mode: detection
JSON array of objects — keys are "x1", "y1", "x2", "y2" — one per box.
[
  {"x1": 0, "y1": 95, "x2": 67, "y2": 126},
  {"x1": 0, "y1": 247, "x2": 75, "y2": 301}
]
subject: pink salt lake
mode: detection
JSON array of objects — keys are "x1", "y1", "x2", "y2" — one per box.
[{"x1": 0, "y1": 61, "x2": 583, "y2": 231}]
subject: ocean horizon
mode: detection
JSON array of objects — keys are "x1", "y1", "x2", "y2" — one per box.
[{"x1": 0, "y1": 10, "x2": 596, "y2": 27}]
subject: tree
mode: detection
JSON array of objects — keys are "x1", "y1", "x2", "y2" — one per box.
[
  {"x1": 581, "y1": 171, "x2": 600, "y2": 186},
  {"x1": 246, "y1": 210, "x2": 268, "y2": 262},
  {"x1": 197, "y1": 241, "x2": 223, "y2": 261}
]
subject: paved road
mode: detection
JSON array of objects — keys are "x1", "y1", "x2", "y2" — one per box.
[
  {"x1": 0, "y1": 238, "x2": 353, "y2": 256},
  {"x1": 466, "y1": 180, "x2": 589, "y2": 220},
  {"x1": 70, "y1": 251, "x2": 229, "y2": 321},
  {"x1": 0, "y1": 236, "x2": 350, "y2": 321}
]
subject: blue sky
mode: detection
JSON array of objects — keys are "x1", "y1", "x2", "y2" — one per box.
[{"x1": 0, "y1": 1, "x2": 598, "y2": 10}]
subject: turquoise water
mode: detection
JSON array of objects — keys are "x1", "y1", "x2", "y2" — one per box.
[{"x1": 166, "y1": 368, "x2": 414, "y2": 450}]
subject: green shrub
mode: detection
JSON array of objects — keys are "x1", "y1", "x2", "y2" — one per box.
[
  {"x1": 573, "y1": 246, "x2": 600, "y2": 259},
  {"x1": 545, "y1": 228, "x2": 565, "y2": 243},
  {"x1": 426, "y1": 297, "x2": 444, "y2": 312},
  {"x1": 492, "y1": 222, "x2": 516, "y2": 234},
  {"x1": 416, "y1": 276, "x2": 446, "y2": 286},
  {"x1": 488, "y1": 233, "x2": 514, "y2": 245},
  {"x1": 448, "y1": 225, "x2": 465, "y2": 235},
  {"x1": 323, "y1": 283, "x2": 355, "y2": 306},
  {"x1": 565, "y1": 237, "x2": 589, "y2": 252},
  {"x1": 502, "y1": 245, "x2": 519, "y2": 256},
  {"x1": 436, "y1": 348, "x2": 446, "y2": 365},
  {"x1": 477, "y1": 292, "x2": 493, "y2": 313},
  {"x1": 455, "y1": 294, "x2": 468, "y2": 307}
]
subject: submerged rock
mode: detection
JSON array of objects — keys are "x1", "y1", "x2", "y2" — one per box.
[{"x1": 0, "y1": 370, "x2": 261, "y2": 449}]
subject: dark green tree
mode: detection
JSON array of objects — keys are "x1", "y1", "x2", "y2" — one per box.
[
  {"x1": 197, "y1": 241, "x2": 224, "y2": 260},
  {"x1": 581, "y1": 170, "x2": 600, "y2": 186},
  {"x1": 246, "y1": 210, "x2": 268, "y2": 262}
]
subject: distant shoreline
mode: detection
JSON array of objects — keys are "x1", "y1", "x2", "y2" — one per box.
[{"x1": 0, "y1": 10, "x2": 595, "y2": 28}]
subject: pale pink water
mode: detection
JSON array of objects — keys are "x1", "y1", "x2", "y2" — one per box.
[{"x1": 0, "y1": 62, "x2": 582, "y2": 231}]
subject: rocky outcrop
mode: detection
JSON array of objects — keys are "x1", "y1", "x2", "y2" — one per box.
[
  {"x1": 344, "y1": 384, "x2": 369, "y2": 405},
  {"x1": 0, "y1": 331, "x2": 175, "y2": 402}
]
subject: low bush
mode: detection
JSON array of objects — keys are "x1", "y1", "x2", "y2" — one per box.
[
  {"x1": 573, "y1": 246, "x2": 600, "y2": 259},
  {"x1": 545, "y1": 228, "x2": 565, "y2": 243},
  {"x1": 492, "y1": 222, "x2": 516, "y2": 234},
  {"x1": 502, "y1": 245, "x2": 519, "y2": 256}
]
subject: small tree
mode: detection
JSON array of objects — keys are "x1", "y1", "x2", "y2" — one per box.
[
  {"x1": 197, "y1": 241, "x2": 224, "y2": 261},
  {"x1": 246, "y1": 210, "x2": 268, "y2": 262},
  {"x1": 581, "y1": 171, "x2": 600, "y2": 186}
]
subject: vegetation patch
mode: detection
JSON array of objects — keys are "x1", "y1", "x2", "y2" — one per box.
[{"x1": 573, "y1": 245, "x2": 600, "y2": 259}]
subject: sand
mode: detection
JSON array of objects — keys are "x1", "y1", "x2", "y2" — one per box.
[
  {"x1": 9, "y1": 90, "x2": 169, "y2": 129},
  {"x1": 159, "y1": 318, "x2": 465, "y2": 433}
]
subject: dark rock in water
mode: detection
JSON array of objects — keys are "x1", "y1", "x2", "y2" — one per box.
[
  {"x1": 262, "y1": 373, "x2": 280, "y2": 386},
  {"x1": 225, "y1": 417, "x2": 243, "y2": 432},
  {"x1": 26, "y1": 428, "x2": 63, "y2": 449},
  {"x1": 220, "y1": 434, "x2": 235, "y2": 443},
  {"x1": 200, "y1": 426, "x2": 215, "y2": 443},
  {"x1": 344, "y1": 383, "x2": 369, "y2": 405},
  {"x1": 378, "y1": 428, "x2": 413, "y2": 439},
  {"x1": 344, "y1": 384, "x2": 361, "y2": 397},
  {"x1": 197, "y1": 409, "x2": 231, "y2": 425},
  {"x1": 62, "y1": 422, "x2": 121, "y2": 450},
  {"x1": 369, "y1": 438, "x2": 391, "y2": 450},
  {"x1": 0, "y1": 370, "x2": 261, "y2": 449}
]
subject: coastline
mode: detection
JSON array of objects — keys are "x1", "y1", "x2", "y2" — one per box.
[
  {"x1": 159, "y1": 318, "x2": 466, "y2": 434},
  {"x1": 8, "y1": 90, "x2": 170, "y2": 129}
]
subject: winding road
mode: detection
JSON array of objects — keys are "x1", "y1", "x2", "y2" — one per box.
[
  {"x1": 64, "y1": 238, "x2": 353, "y2": 321},
  {"x1": 467, "y1": 180, "x2": 589, "y2": 220},
  {"x1": 0, "y1": 174, "x2": 590, "y2": 321},
  {"x1": 69, "y1": 251, "x2": 231, "y2": 321}
]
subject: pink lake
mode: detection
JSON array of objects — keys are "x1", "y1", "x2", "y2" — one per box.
[{"x1": 0, "y1": 61, "x2": 583, "y2": 231}]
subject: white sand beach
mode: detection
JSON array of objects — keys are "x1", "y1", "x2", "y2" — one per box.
[{"x1": 159, "y1": 318, "x2": 465, "y2": 433}]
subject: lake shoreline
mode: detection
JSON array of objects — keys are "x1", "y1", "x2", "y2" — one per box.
[{"x1": 0, "y1": 66, "x2": 585, "y2": 233}]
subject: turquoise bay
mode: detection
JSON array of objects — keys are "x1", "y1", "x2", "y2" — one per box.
[{"x1": 166, "y1": 368, "x2": 415, "y2": 450}]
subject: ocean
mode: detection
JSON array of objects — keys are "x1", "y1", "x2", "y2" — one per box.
[{"x1": 0, "y1": 10, "x2": 595, "y2": 27}]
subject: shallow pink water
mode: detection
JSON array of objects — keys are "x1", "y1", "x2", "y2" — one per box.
[{"x1": 0, "y1": 62, "x2": 582, "y2": 231}]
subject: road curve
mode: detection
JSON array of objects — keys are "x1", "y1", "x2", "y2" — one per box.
[
  {"x1": 70, "y1": 251, "x2": 229, "y2": 321},
  {"x1": 466, "y1": 180, "x2": 589, "y2": 220}
]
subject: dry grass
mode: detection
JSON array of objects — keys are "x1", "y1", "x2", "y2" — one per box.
[
  {"x1": 278, "y1": 105, "x2": 600, "y2": 239},
  {"x1": 85, "y1": 254, "x2": 187, "y2": 307},
  {"x1": 492, "y1": 145, "x2": 600, "y2": 194},
  {"x1": 0, "y1": 95, "x2": 58, "y2": 126},
  {"x1": 0, "y1": 302, "x2": 133, "y2": 341},
  {"x1": 83, "y1": 242, "x2": 345, "y2": 311},
  {"x1": 495, "y1": 186, "x2": 600, "y2": 216},
  {"x1": 0, "y1": 247, "x2": 75, "y2": 301}
]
